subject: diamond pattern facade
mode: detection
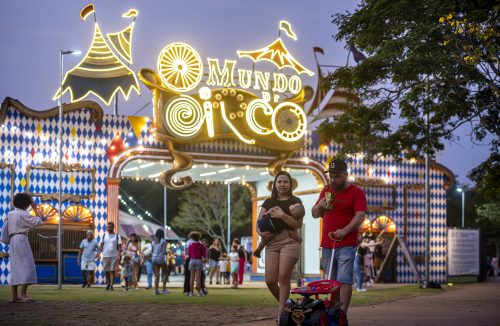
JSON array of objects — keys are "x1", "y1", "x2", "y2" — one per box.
[{"x1": 0, "y1": 102, "x2": 449, "y2": 284}]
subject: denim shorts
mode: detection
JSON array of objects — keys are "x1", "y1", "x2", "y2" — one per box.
[
  {"x1": 321, "y1": 246, "x2": 356, "y2": 284},
  {"x1": 152, "y1": 256, "x2": 166, "y2": 266},
  {"x1": 189, "y1": 258, "x2": 204, "y2": 271}
]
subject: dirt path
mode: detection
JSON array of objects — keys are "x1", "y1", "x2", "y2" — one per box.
[
  {"x1": 2, "y1": 279, "x2": 499, "y2": 325},
  {"x1": 235, "y1": 278, "x2": 500, "y2": 326},
  {"x1": 0, "y1": 301, "x2": 275, "y2": 326}
]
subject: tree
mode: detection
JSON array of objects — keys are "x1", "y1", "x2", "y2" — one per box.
[
  {"x1": 172, "y1": 183, "x2": 252, "y2": 250},
  {"x1": 319, "y1": 1, "x2": 499, "y2": 173}
]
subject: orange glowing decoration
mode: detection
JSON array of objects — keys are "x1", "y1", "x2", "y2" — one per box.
[
  {"x1": 62, "y1": 205, "x2": 93, "y2": 224},
  {"x1": 371, "y1": 215, "x2": 397, "y2": 233},
  {"x1": 30, "y1": 204, "x2": 59, "y2": 224}
]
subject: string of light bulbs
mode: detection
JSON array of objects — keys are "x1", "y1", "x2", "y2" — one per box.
[{"x1": 119, "y1": 188, "x2": 163, "y2": 225}]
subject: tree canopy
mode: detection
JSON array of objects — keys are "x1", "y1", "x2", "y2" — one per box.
[
  {"x1": 319, "y1": 0, "x2": 499, "y2": 179},
  {"x1": 171, "y1": 183, "x2": 252, "y2": 250}
]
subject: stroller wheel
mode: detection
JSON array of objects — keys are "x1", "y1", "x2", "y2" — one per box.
[
  {"x1": 279, "y1": 310, "x2": 292, "y2": 326},
  {"x1": 310, "y1": 310, "x2": 328, "y2": 326}
]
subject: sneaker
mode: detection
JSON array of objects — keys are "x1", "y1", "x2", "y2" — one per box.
[
  {"x1": 110, "y1": 286, "x2": 114, "y2": 291},
  {"x1": 86, "y1": 284, "x2": 91, "y2": 288},
  {"x1": 356, "y1": 288, "x2": 367, "y2": 292},
  {"x1": 202, "y1": 288, "x2": 208, "y2": 295},
  {"x1": 188, "y1": 292, "x2": 193, "y2": 297},
  {"x1": 82, "y1": 283, "x2": 86, "y2": 288},
  {"x1": 197, "y1": 291, "x2": 204, "y2": 297},
  {"x1": 145, "y1": 286, "x2": 152, "y2": 290},
  {"x1": 216, "y1": 281, "x2": 220, "y2": 285},
  {"x1": 106, "y1": 284, "x2": 110, "y2": 291},
  {"x1": 209, "y1": 281, "x2": 213, "y2": 285},
  {"x1": 161, "y1": 289, "x2": 171, "y2": 294},
  {"x1": 154, "y1": 290, "x2": 160, "y2": 295}
]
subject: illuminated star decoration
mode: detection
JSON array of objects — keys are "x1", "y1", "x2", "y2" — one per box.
[
  {"x1": 53, "y1": 5, "x2": 140, "y2": 106},
  {"x1": 237, "y1": 21, "x2": 314, "y2": 76}
]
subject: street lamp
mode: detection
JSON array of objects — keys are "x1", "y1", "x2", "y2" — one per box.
[
  {"x1": 58, "y1": 49, "x2": 80, "y2": 289},
  {"x1": 456, "y1": 187, "x2": 465, "y2": 228}
]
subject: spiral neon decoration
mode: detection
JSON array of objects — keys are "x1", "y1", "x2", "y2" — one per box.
[
  {"x1": 246, "y1": 99, "x2": 274, "y2": 135},
  {"x1": 163, "y1": 95, "x2": 204, "y2": 139}
]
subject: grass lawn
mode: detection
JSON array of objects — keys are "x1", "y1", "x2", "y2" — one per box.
[{"x1": 0, "y1": 284, "x2": 449, "y2": 307}]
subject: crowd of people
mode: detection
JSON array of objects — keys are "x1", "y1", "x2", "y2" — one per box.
[{"x1": 1, "y1": 158, "x2": 385, "y2": 325}]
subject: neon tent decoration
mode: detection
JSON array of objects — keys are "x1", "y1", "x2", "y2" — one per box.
[
  {"x1": 53, "y1": 6, "x2": 140, "y2": 105},
  {"x1": 238, "y1": 35, "x2": 313, "y2": 76},
  {"x1": 311, "y1": 87, "x2": 362, "y2": 122}
]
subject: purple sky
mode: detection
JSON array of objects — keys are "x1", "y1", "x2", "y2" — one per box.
[{"x1": 0, "y1": 0, "x2": 492, "y2": 185}]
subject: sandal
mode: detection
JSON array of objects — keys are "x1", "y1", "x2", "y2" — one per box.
[{"x1": 18, "y1": 297, "x2": 33, "y2": 303}]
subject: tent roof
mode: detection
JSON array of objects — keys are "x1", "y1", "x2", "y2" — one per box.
[{"x1": 118, "y1": 210, "x2": 183, "y2": 241}]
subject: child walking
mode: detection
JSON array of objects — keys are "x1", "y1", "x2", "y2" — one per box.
[
  {"x1": 1, "y1": 193, "x2": 43, "y2": 303},
  {"x1": 187, "y1": 231, "x2": 206, "y2": 296},
  {"x1": 121, "y1": 255, "x2": 133, "y2": 291}
]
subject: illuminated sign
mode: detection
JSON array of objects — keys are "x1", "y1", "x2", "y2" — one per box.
[
  {"x1": 54, "y1": 4, "x2": 140, "y2": 105},
  {"x1": 140, "y1": 21, "x2": 313, "y2": 150}
]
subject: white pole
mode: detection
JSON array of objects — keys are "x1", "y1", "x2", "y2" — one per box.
[
  {"x1": 461, "y1": 191, "x2": 465, "y2": 228},
  {"x1": 424, "y1": 81, "x2": 431, "y2": 288},
  {"x1": 57, "y1": 50, "x2": 64, "y2": 290},
  {"x1": 164, "y1": 186, "x2": 167, "y2": 235},
  {"x1": 227, "y1": 182, "x2": 231, "y2": 251}
]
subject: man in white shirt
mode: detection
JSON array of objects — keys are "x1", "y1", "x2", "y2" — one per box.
[
  {"x1": 77, "y1": 229, "x2": 98, "y2": 288},
  {"x1": 96, "y1": 222, "x2": 122, "y2": 291}
]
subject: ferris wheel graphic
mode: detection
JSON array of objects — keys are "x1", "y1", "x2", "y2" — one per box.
[{"x1": 157, "y1": 43, "x2": 203, "y2": 93}]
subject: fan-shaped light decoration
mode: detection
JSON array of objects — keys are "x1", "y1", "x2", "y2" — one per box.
[
  {"x1": 358, "y1": 217, "x2": 372, "y2": 233},
  {"x1": 157, "y1": 43, "x2": 203, "y2": 92},
  {"x1": 62, "y1": 205, "x2": 93, "y2": 224},
  {"x1": 30, "y1": 204, "x2": 59, "y2": 224},
  {"x1": 371, "y1": 215, "x2": 397, "y2": 233}
]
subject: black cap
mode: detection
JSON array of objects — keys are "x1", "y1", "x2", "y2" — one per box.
[{"x1": 325, "y1": 159, "x2": 347, "y2": 173}]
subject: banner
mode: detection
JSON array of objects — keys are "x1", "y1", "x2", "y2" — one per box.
[{"x1": 448, "y1": 228, "x2": 480, "y2": 276}]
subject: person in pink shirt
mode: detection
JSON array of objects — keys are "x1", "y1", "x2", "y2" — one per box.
[{"x1": 187, "y1": 231, "x2": 207, "y2": 296}]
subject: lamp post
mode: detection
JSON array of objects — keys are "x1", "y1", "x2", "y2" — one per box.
[
  {"x1": 457, "y1": 187, "x2": 465, "y2": 228},
  {"x1": 58, "y1": 49, "x2": 80, "y2": 289}
]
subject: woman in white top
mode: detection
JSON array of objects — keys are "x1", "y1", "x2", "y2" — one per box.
[{"x1": 1, "y1": 193, "x2": 42, "y2": 303}]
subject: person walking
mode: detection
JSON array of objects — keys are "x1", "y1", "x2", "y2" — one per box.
[
  {"x1": 312, "y1": 159, "x2": 367, "y2": 322},
  {"x1": 1, "y1": 193, "x2": 43, "y2": 303},
  {"x1": 97, "y1": 221, "x2": 122, "y2": 291},
  {"x1": 125, "y1": 233, "x2": 141, "y2": 289},
  {"x1": 77, "y1": 229, "x2": 98, "y2": 288},
  {"x1": 257, "y1": 171, "x2": 305, "y2": 322}
]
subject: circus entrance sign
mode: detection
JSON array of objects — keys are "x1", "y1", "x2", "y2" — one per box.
[{"x1": 139, "y1": 21, "x2": 314, "y2": 189}]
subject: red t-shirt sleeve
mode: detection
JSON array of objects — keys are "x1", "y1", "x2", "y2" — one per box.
[
  {"x1": 315, "y1": 187, "x2": 327, "y2": 206},
  {"x1": 353, "y1": 187, "x2": 368, "y2": 213}
]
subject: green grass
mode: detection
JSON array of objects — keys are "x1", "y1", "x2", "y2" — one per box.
[
  {"x1": 447, "y1": 276, "x2": 478, "y2": 284},
  {"x1": 0, "y1": 284, "x2": 448, "y2": 307}
]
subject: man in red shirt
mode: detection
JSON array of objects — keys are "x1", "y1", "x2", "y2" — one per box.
[{"x1": 312, "y1": 159, "x2": 367, "y2": 316}]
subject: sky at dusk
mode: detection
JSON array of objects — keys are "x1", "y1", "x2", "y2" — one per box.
[{"x1": 0, "y1": 0, "x2": 493, "y2": 185}]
